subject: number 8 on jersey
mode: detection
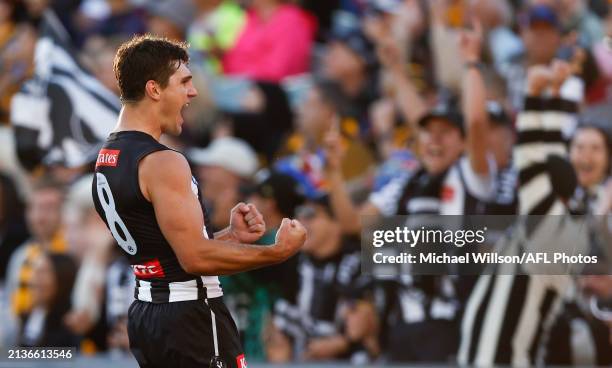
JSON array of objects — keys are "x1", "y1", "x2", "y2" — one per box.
[{"x1": 96, "y1": 172, "x2": 138, "y2": 255}]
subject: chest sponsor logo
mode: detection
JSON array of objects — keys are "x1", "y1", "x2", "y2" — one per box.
[
  {"x1": 236, "y1": 354, "x2": 248, "y2": 368},
  {"x1": 96, "y1": 149, "x2": 120, "y2": 168},
  {"x1": 132, "y1": 258, "x2": 165, "y2": 279}
]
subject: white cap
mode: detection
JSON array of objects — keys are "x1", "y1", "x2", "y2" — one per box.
[{"x1": 188, "y1": 137, "x2": 258, "y2": 178}]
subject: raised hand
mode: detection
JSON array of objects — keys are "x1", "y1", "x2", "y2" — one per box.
[
  {"x1": 549, "y1": 59, "x2": 572, "y2": 96},
  {"x1": 322, "y1": 119, "x2": 345, "y2": 176},
  {"x1": 458, "y1": 19, "x2": 483, "y2": 63},
  {"x1": 376, "y1": 37, "x2": 404, "y2": 73},
  {"x1": 229, "y1": 202, "x2": 266, "y2": 243},
  {"x1": 274, "y1": 218, "x2": 307, "y2": 259},
  {"x1": 526, "y1": 65, "x2": 553, "y2": 96},
  {"x1": 428, "y1": 0, "x2": 447, "y2": 26}
]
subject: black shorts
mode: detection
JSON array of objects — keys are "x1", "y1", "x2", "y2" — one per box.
[{"x1": 128, "y1": 297, "x2": 246, "y2": 368}]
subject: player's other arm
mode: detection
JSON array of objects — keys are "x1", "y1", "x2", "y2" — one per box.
[
  {"x1": 459, "y1": 20, "x2": 490, "y2": 175},
  {"x1": 140, "y1": 150, "x2": 306, "y2": 276}
]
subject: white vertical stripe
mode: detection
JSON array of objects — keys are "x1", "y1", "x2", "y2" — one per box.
[
  {"x1": 398, "y1": 289, "x2": 425, "y2": 323},
  {"x1": 439, "y1": 165, "x2": 465, "y2": 215},
  {"x1": 458, "y1": 274, "x2": 492, "y2": 364},
  {"x1": 474, "y1": 275, "x2": 515, "y2": 366},
  {"x1": 297, "y1": 262, "x2": 315, "y2": 315},
  {"x1": 369, "y1": 174, "x2": 410, "y2": 216},
  {"x1": 205, "y1": 299, "x2": 219, "y2": 356},
  {"x1": 570, "y1": 319, "x2": 596, "y2": 366},
  {"x1": 511, "y1": 277, "x2": 546, "y2": 367}
]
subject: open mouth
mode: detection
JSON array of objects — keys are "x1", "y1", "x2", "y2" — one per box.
[
  {"x1": 179, "y1": 103, "x2": 190, "y2": 120},
  {"x1": 576, "y1": 162, "x2": 595, "y2": 175},
  {"x1": 426, "y1": 145, "x2": 444, "y2": 158}
]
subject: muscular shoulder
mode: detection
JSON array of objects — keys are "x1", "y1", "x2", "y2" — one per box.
[{"x1": 139, "y1": 150, "x2": 192, "y2": 201}]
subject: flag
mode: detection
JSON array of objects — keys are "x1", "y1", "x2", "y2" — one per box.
[{"x1": 10, "y1": 10, "x2": 119, "y2": 170}]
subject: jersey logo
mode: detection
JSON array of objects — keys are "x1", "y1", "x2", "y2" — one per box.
[
  {"x1": 441, "y1": 185, "x2": 455, "y2": 201},
  {"x1": 96, "y1": 149, "x2": 121, "y2": 167},
  {"x1": 236, "y1": 354, "x2": 247, "y2": 368},
  {"x1": 132, "y1": 259, "x2": 165, "y2": 279}
]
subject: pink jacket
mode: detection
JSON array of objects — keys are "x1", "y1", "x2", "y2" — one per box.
[{"x1": 222, "y1": 4, "x2": 316, "y2": 82}]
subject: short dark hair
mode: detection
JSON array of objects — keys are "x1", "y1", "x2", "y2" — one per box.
[
  {"x1": 113, "y1": 34, "x2": 189, "y2": 103},
  {"x1": 31, "y1": 175, "x2": 65, "y2": 195},
  {"x1": 313, "y1": 79, "x2": 352, "y2": 117},
  {"x1": 572, "y1": 123, "x2": 612, "y2": 176}
]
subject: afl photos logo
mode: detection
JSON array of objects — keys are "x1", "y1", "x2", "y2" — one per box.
[{"x1": 96, "y1": 149, "x2": 120, "y2": 167}]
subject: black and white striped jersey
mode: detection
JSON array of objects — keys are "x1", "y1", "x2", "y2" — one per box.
[
  {"x1": 544, "y1": 301, "x2": 612, "y2": 366},
  {"x1": 369, "y1": 156, "x2": 495, "y2": 217},
  {"x1": 459, "y1": 78, "x2": 587, "y2": 367},
  {"x1": 484, "y1": 164, "x2": 518, "y2": 215},
  {"x1": 273, "y1": 239, "x2": 365, "y2": 359},
  {"x1": 569, "y1": 183, "x2": 611, "y2": 215},
  {"x1": 368, "y1": 155, "x2": 495, "y2": 327},
  {"x1": 92, "y1": 131, "x2": 222, "y2": 303}
]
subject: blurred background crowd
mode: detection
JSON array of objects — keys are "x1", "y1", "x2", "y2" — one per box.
[{"x1": 0, "y1": 0, "x2": 611, "y2": 366}]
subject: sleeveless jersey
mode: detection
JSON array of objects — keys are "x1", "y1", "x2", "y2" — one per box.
[{"x1": 92, "y1": 130, "x2": 222, "y2": 303}]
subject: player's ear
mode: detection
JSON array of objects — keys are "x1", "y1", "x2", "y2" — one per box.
[{"x1": 145, "y1": 80, "x2": 162, "y2": 101}]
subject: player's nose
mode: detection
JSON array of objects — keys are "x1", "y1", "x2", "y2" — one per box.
[{"x1": 188, "y1": 86, "x2": 198, "y2": 98}]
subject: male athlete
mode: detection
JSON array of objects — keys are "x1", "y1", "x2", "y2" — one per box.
[{"x1": 92, "y1": 35, "x2": 307, "y2": 368}]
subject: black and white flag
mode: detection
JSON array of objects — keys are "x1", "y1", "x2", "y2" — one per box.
[{"x1": 10, "y1": 11, "x2": 119, "y2": 170}]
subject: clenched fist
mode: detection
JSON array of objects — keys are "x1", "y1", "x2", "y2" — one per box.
[
  {"x1": 274, "y1": 218, "x2": 307, "y2": 260},
  {"x1": 229, "y1": 202, "x2": 266, "y2": 243}
]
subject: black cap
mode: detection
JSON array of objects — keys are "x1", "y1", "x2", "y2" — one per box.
[
  {"x1": 251, "y1": 171, "x2": 305, "y2": 218},
  {"x1": 329, "y1": 29, "x2": 377, "y2": 68},
  {"x1": 418, "y1": 102, "x2": 465, "y2": 135}
]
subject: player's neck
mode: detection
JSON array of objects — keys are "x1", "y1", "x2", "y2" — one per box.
[{"x1": 115, "y1": 103, "x2": 163, "y2": 141}]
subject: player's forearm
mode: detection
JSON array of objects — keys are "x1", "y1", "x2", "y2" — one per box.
[
  {"x1": 391, "y1": 67, "x2": 427, "y2": 131},
  {"x1": 184, "y1": 238, "x2": 283, "y2": 276},
  {"x1": 213, "y1": 227, "x2": 236, "y2": 242},
  {"x1": 327, "y1": 171, "x2": 361, "y2": 234},
  {"x1": 462, "y1": 65, "x2": 489, "y2": 174}
]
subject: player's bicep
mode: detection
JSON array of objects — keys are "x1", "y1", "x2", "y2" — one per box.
[{"x1": 142, "y1": 152, "x2": 204, "y2": 268}]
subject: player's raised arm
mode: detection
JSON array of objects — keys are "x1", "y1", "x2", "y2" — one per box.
[
  {"x1": 140, "y1": 150, "x2": 306, "y2": 275},
  {"x1": 459, "y1": 20, "x2": 490, "y2": 175}
]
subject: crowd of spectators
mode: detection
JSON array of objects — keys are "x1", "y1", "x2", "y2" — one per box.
[{"x1": 0, "y1": 0, "x2": 611, "y2": 365}]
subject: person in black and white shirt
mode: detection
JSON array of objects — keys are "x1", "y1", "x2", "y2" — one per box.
[
  {"x1": 458, "y1": 59, "x2": 604, "y2": 367},
  {"x1": 321, "y1": 23, "x2": 497, "y2": 363},
  {"x1": 269, "y1": 196, "x2": 374, "y2": 363}
]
